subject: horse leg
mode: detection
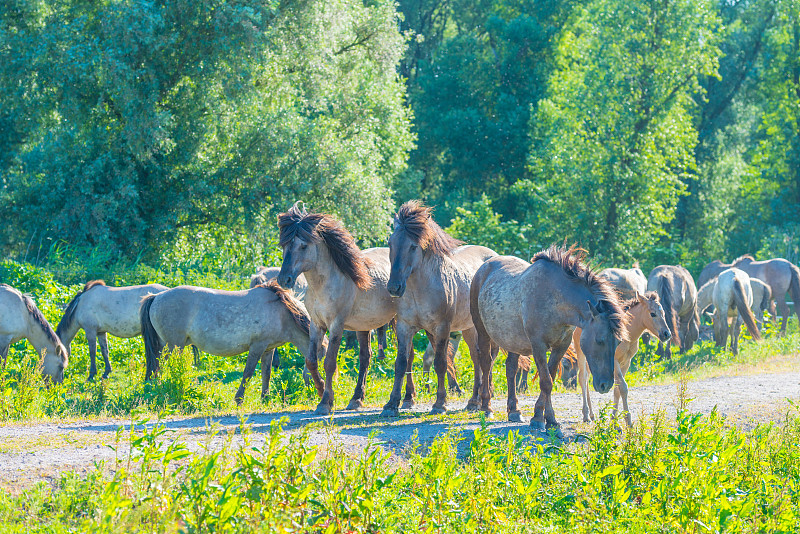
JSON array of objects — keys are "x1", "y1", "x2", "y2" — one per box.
[
  {"x1": 731, "y1": 316, "x2": 742, "y2": 355},
  {"x1": 316, "y1": 320, "x2": 343, "y2": 416},
  {"x1": 516, "y1": 368, "x2": 528, "y2": 394},
  {"x1": 0, "y1": 337, "x2": 11, "y2": 368},
  {"x1": 505, "y1": 352, "x2": 522, "y2": 422},
  {"x1": 422, "y1": 341, "x2": 433, "y2": 393},
  {"x1": 302, "y1": 323, "x2": 325, "y2": 397},
  {"x1": 462, "y1": 327, "x2": 482, "y2": 411},
  {"x1": 381, "y1": 321, "x2": 415, "y2": 417},
  {"x1": 402, "y1": 340, "x2": 417, "y2": 409},
  {"x1": 776, "y1": 295, "x2": 790, "y2": 336},
  {"x1": 430, "y1": 326, "x2": 453, "y2": 415},
  {"x1": 235, "y1": 341, "x2": 269, "y2": 405},
  {"x1": 98, "y1": 332, "x2": 112, "y2": 379},
  {"x1": 86, "y1": 330, "x2": 98, "y2": 381},
  {"x1": 346, "y1": 331, "x2": 372, "y2": 410},
  {"x1": 260, "y1": 349, "x2": 276, "y2": 402},
  {"x1": 577, "y1": 342, "x2": 593, "y2": 422},
  {"x1": 376, "y1": 324, "x2": 388, "y2": 362},
  {"x1": 528, "y1": 339, "x2": 552, "y2": 432}
]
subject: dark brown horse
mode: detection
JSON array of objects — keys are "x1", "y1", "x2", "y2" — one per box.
[
  {"x1": 646, "y1": 265, "x2": 700, "y2": 356},
  {"x1": 471, "y1": 247, "x2": 627, "y2": 435},
  {"x1": 382, "y1": 200, "x2": 497, "y2": 416},
  {"x1": 277, "y1": 203, "x2": 397, "y2": 415}
]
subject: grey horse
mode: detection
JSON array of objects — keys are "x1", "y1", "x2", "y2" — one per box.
[{"x1": 646, "y1": 265, "x2": 700, "y2": 356}]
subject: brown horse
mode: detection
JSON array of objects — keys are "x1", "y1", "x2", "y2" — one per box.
[
  {"x1": 382, "y1": 200, "x2": 498, "y2": 416},
  {"x1": 277, "y1": 203, "x2": 397, "y2": 415},
  {"x1": 141, "y1": 281, "x2": 323, "y2": 403},
  {"x1": 470, "y1": 246, "x2": 627, "y2": 435},
  {"x1": 575, "y1": 291, "x2": 671, "y2": 426},
  {"x1": 646, "y1": 265, "x2": 700, "y2": 356},
  {"x1": 733, "y1": 255, "x2": 800, "y2": 335},
  {"x1": 0, "y1": 284, "x2": 68, "y2": 383}
]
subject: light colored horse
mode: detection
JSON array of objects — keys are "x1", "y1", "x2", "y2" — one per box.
[
  {"x1": 382, "y1": 200, "x2": 497, "y2": 416},
  {"x1": 646, "y1": 265, "x2": 700, "y2": 356},
  {"x1": 1, "y1": 284, "x2": 68, "y2": 383},
  {"x1": 712, "y1": 268, "x2": 762, "y2": 354},
  {"x1": 277, "y1": 203, "x2": 397, "y2": 415},
  {"x1": 470, "y1": 247, "x2": 627, "y2": 434},
  {"x1": 56, "y1": 280, "x2": 169, "y2": 380},
  {"x1": 733, "y1": 255, "x2": 800, "y2": 335},
  {"x1": 141, "y1": 281, "x2": 324, "y2": 403},
  {"x1": 600, "y1": 265, "x2": 647, "y2": 300},
  {"x1": 574, "y1": 291, "x2": 671, "y2": 426},
  {"x1": 699, "y1": 276, "x2": 774, "y2": 331}
]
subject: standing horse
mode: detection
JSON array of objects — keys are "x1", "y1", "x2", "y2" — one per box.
[
  {"x1": 750, "y1": 278, "x2": 775, "y2": 326},
  {"x1": 382, "y1": 200, "x2": 497, "y2": 416},
  {"x1": 1, "y1": 284, "x2": 68, "y2": 383},
  {"x1": 470, "y1": 247, "x2": 626, "y2": 434},
  {"x1": 141, "y1": 281, "x2": 324, "y2": 403},
  {"x1": 733, "y1": 255, "x2": 800, "y2": 335},
  {"x1": 574, "y1": 291, "x2": 671, "y2": 426},
  {"x1": 277, "y1": 203, "x2": 397, "y2": 415},
  {"x1": 57, "y1": 281, "x2": 169, "y2": 380},
  {"x1": 600, "y1": 265, "x2": 647, "y2": 300},
  {"x1": 698, "y1": 259, "x2": 732, "y2": 288},
  {"x1": 646, "y1": 265, "x2": 700, "y2": 356},
  {"x1": 712, "y1": 268, "x2": 762, "y2": 354}
]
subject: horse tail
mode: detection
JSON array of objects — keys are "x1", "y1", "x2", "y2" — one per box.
[
  {"x1": 733, "y1": 278, "x2": 761, "y2": 341},
  {"x1": 657, "y1": 274, "x2": 680, "y2": 349},
  {"x1": 789, "y1": 264, "x2": 800, "y2": 324},
  {"x1": 140, "y1": 294, "x2": 163, "y2": 380},
  {"x1": 518, "y1": 355, "x2": 532, "y2": 373}
]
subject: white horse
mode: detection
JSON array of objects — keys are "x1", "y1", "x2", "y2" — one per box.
[
  {"x1": 56, "y1": 280, "x2": 169, "y2": 380},
  {"x1": 712, "y1": 268, "x2": 762, "y2": 354},
  {"x1": 1, "y1": 284, "x2": 68, "y2": 383}
]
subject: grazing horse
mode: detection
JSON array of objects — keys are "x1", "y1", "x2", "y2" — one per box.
[
  {"x1": 470, "y1": 246, "x2": 627, "y2": 434},
  {"x1": 712, "y1": 268, "x2": 762, "y2": 354},
  {"x1": 646, "y1": 265, "x2": 700, "y2": 356},
  {"x1": 575, "y1": 291, "x2": 671, "y2": 426},
  {"x1": 382, "y1": 200, "x2": 498, "y2": 416},
  {"x1": 277, "y1": 203, "x2": 397, "y2": 415},
  {"x1": 0, "y1": 284, "x2": 68, "y2": 383},
  {"x1": 141, "y1": 281, "x2": 324, "y2": 403},
  {"x1": 600, "y1": 265, "x2": 647, "y2": 300},
  {"x1": 733, "y1": 255, "x2": 800, "y2": 335},
  {"x1": 750, "y1": 278, "x2": 775, "y2": 326},
  {"x1": 698, "y1": 259, "x2": 732, "y2": 289},
  {"x1": 56, "y1": 281, "x2": 169, "y2": 380}
]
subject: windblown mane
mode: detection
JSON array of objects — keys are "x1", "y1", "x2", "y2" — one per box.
[
  {"x1": 56, "y1": 280, "x2": 106, "y2": 339},
  {"x1": 259, "y1": 280, "x2": 311, "y2": 336},
  {"x1": 531, "y1": 244, "x2": 628, "y2": 341},
  {"x1": 654, "y1": 272, "x2": 680, "y2": 349},
  {"x1": 393, "y1": 200, "x2": 463, "y2": 257},
  {"x1": 278, "y1": 202, "x2": 373, "y2": 290},
  {"x1": 22, "y1": 294, "x2": 63, "y2": 350}
]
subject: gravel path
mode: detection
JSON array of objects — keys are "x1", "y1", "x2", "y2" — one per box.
[{"x1": 1, "y1": 369, "x2": 798, "y2": 490}]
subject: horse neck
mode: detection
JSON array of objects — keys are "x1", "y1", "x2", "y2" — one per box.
[
  {"x1": 303, "y1": 242, "x2": 353, "y2": 295},
  {"x1": 25, "y1": 316, "x2": 59, "y2": 358},
  {"x1": 560, "y1": 281, "x2": 600, "y2": 330},
  {"x1": 57, "y1": 319, "x2": 81, "y2": 347},
  {"x1": 625, "y1": 305, "x2": 649, "y2": 339}
]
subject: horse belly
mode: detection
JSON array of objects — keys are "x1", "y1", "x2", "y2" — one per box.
[{"x1": 478, "y1": 296, "x2": 530, "y2": 355}]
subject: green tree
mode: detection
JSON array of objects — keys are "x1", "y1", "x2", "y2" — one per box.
[{"x1": 528, "y1": 0, "x2": 722, "y2": 263}]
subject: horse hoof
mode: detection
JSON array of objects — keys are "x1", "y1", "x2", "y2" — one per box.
[
  {"x1": 508, "y1": 412, "x2": 524, "y2": 423},
  {"x1": 314, "y1": 403, "x2": 332, "y2": 416},
  {"x1": 547, "y1": 425, "x2": 564, "y2": 440},
  {"x1": 345, "y1": 399, "x2": 363, "y2": 411},
  {"x1": 481, "y1": 410, "x2": 494, "y2": 421},
  {"x1": 379, "y1": 407, "x2": 399, "y2": 418},
  {"x1": 430, "y1": 405, "x2": 447, "y2": 415},
  {"x1": 465, "y1": 401, "x2": 480, "y2": 412},
  {"x1": 102, "y1": 373, "x2": 110, "y2": 380},
  {"x1": 87, "y1": 374, "x2": 96, "y2": 383},
  {"x1": 530, "y1": 420, "x2": 546, "y2": 432},
  {"x1": 401, "y1": 399, "x2": 416, "y2": 409}
]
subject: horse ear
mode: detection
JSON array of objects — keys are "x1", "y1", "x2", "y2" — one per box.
[
  {"x1": 586, "y1": 300, "x2": 600, "y2": 317},
  {"x1": 635, "y1": 290, "x2": 645, "y2": 302}
]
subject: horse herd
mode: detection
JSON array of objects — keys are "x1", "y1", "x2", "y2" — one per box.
[{"x1": 1, "y1": 200, "x2": 799, "y2": 434}]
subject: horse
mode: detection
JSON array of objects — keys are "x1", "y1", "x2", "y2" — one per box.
[
  {"x1": 733, "y1": 255, "x2": 800, "y2": 335},
  {"x1": 646, "y1": 265, "x2": 700, "y2": 356},
  {"x1": 750, "y1": 278, "x2": 775, "y2": 326},
  {"x1": 574, "y1": 291, "x2": 671, "y2": 426},
  {"x1": 470, "y1": 246, "x2": 627, "y2": 434},
  {"x1": 140, "y1": 281, "x2": 324, "y2": 404},
  {"x1": 516, "y1": 345, "x2": 579, "y2": 393},
  {"x1": 1, "y1": 284, "x2": 68, "y2": 383},
  {"x1": 600, "y1": 265, "x2": 647, "y2": 300},
  {"x1": 697, "y1": 259, "x2": 732, "y2": 289},
  {"x1": 712, "y1": 268, "x2": 762, "y2": 354},
  {"x1": 421, "y1": 331, "x2": 462, "y2": 392},
  {"x1": 56, "y1": 280, "x2": 169, "y2": 380},
  {"x1": 382, "y1": 200, "x2": 498, "y2": 416},
  {"x1": 277, "y1": 203, "x2": 397, "y2": 415}
]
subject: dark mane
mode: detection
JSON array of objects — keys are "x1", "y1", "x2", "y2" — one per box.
[
  {"x1": 531, "y1": 244, "x2": 628, "y2": 341},
  {"x1": 258, "y1": 281, "x2": 311, "y2": 335},
  {"x1": 394, "y1": 200, "x2": 463, "y2": 257},
  {"x1": 621, "y1": 291, "x2": 659, "y2": 312},
  {"x1": 56, "y1": 280, "x2": 105, "y2": 340},
  {"x1": 278, "y1": 202, "x2": 373, "y2": 290},
  {"x1": 23, "y1": 294, "x2": 63, "y2": 349},
  {"x1": 733, "y1": 254, "x2": 755, "y2": 264}
]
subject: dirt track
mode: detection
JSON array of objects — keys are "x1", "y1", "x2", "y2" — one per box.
[{"x1": 1, "y1": 368, "x2": 798, "y2": 491}]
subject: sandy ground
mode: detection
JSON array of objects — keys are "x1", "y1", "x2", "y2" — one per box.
[{"x1": 1, "y1": 369, "x2": 798, "y2": 491}]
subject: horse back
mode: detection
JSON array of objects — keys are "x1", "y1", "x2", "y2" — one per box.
[
  {"x1": 0, "y1": 285, "x2": 29, "y2": 342},
  {"x1": 78, "y1": 283, "x2": 168, "y2": 337}
]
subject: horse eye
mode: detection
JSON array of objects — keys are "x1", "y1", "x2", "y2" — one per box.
[
  {"x1": 410, "y1": 244, "x2": 418, "y2": 251},
  {"x1": 650, "y1": 312, "x2": 656, "y2": 317},
  {"x1": 300, "y1": 243, "x2": 308, "y2": 250}
]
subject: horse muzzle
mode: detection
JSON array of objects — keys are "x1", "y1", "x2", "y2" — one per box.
[
  {"x1": 277, "y1": 274, "x2": 294, "y2": 290},
  {"x1": 595, "y1": 378, "x2": 613, "y2": 394},
  {"x1": 659, "y1": 329, "x2": 672, "y2": 343},
  {"x1": 387, "y1": 281, "x2": 406, "y2": 298}
]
